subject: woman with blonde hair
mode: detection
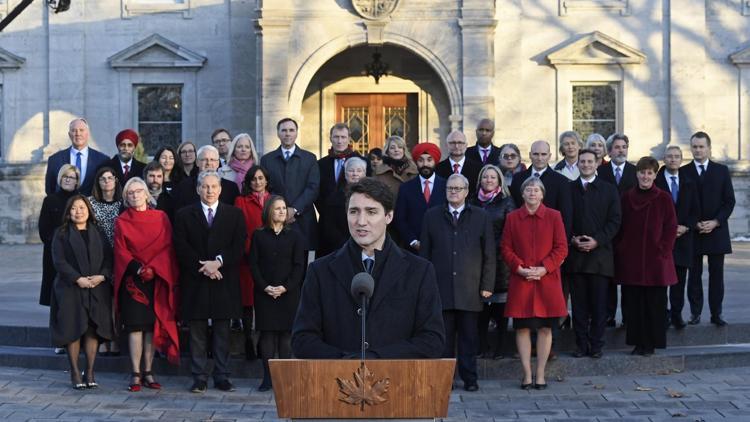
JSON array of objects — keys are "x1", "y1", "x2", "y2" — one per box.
[
  {"x1": 374, "y1": 136, "x2": 418, "y2": 199},
  {"x1": 221, "y1": 133, "x2": 260, "y2": 190}
]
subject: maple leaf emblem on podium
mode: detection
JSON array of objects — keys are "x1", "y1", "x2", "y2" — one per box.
[{"x1": 336, "y1": 364, "x2": 390, "y2": 410}]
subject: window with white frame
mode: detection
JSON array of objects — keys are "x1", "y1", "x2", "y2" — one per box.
[
  {"x1": 572, "y1": 83, "x2": 618, "y2": 140},
  {"x1": 136, "y1": 85, "x2": 182, "y2": 155}
]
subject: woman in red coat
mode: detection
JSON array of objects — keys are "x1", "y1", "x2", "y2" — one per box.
[
  {"x1": 501, "y1": 177, "x2": 568, "y2": 390},
  {"x1": 114, "y1": 178, "x2": 180, "y2": 392},
  {"x1": 615, "y1": 157, "x2": 677, "y2": 356},
  {"x1": 233, "y1": 165, "x2": 272, "y2": 360}
]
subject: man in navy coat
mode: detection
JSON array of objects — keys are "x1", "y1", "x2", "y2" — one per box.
[
  {"x1": 394, "y1": 142, "x2": 446, "y2": 252},
  {"x1": 102, "y1": 129, "x2": 146, "y2": 188},
  {"x1": 466, "y1": 118, "x2": 502, "y2": 165},
  {"x1": 292, "y1": 178, "x2": 445, "y2": 359},
  {"x1": 681, "y1": 132, "x2": 736, "y2": 327},
  {"x1": 45, "y1": 118, "x2": 109, "y2": 196}
]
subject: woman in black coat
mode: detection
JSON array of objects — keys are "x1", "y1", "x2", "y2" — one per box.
[
  {"x1": 317, "y1": 157, "x2": 367, "y2": 257},
  {"x1": 249, "y1": 195, "x2": 305, "y2": 392},
  {"x1": 39, "y1": 164, "x2": 80, "y2": 308},
  {"x1": 469, "y1": 164, "x2": 516, "y2": 359},
  {"x1": 49, "y1": 195, "x2": 113, "y2": 389}
]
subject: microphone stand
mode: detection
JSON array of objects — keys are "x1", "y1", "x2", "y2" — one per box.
[{"x1": 359, "y1": 294, "x2": 367, "y2": 364}]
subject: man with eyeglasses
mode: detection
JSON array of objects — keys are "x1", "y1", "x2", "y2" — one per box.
[
  {"x1": 211, "y1": 129, "x2": 232, "y2": 167},
  {"x1": 436, "y1": 130, "x2": 482, "y2": 196},
  {"x1": 102, "y1": 129, "x2": 146, "y2": 188},
  {"x1": 45, "y1": 118, "x2": 109, "y2": 196},
  {"x1": 172, "y1": 145, "x2": 240, "y2": 210},
  {"x1": 420, "y1": 173, "x2": 494, "y2": 392},
  {"x1": 466, "y1": 119, "x2": 502, "y2": 165}
]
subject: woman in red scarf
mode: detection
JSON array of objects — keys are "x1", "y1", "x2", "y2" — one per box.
[
  {"x1": 233, "y1": 165, "x2": 272, "y2": 360},
  {"x1": 221, "y1": 133, "x2": 259, "y2": 190},
  {"x1": 114, "y1": 178, "x2": 180, "y2": 392}
]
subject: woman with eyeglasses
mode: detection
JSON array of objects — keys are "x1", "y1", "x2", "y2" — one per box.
[
  {"x1": 49, "y1": 194, "x2": 114, "y2": 389},
  {"x1": 176, "y1": 141, "x2": 199, "y2": 179},
  {"x1": 114, "y1": 178, "x2": 180, "y2": 392},
  {"x1": 39, "y1": 164, "x2": 80, "y2": 311},
  {"x1": 498, "y1": 143, "x2": 527, "y2": 186}
]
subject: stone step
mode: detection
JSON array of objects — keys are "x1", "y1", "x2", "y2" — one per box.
[
  {"x1": 1, "y1": 343, "x2": 749, "y2": 380},
  {"x1": 4, "y1": 321, "x2": 749, "y2": 352}
]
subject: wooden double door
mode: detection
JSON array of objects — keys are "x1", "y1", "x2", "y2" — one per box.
[{"x1": 335, "y1": 93, "x2": 418, "y2": 155}]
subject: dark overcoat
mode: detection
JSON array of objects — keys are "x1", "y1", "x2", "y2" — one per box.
[
  {"x1": 249, "y1": 227, "x2": 305, "y2": 331},
  {"x1": 565, "y1": 177, "x2": 621, "y2": 277},
  {"x1": 316, "y1": 152, "x2": 370, "y2": 209},
  {"x1": 509, "y1": 166, "x2": 573, "y2": 237},
  {"x1": 393, "y1": 175, "x2": 446, "y2": 247},
  {"x1": 171, "y1": 174, "x2": 239, "y2": 211},
  {"x1": 316, "y1": 186, "x2": 350, "y2": 258},
  {"x1": 655, "y1": 168, "x2": 700, "y2": 267},
  {"x1": 420, "y1": 205, "x2": 496, "y2": 312},
  {"x1": 466, "y1": 144, "x2": 502, "y2": 166},
  {"x1": 291, "y1": 238, "x2": 445, "y2": 359},
  {"x1": 38, "y1": 189, "x2": 77, "y2": 306},
  {"x1": 435, "y1": 157, "x2": 482, "y2": 197},
  {"x1": 597, "y1": 161, "x2": 638, "y2": 194},
  {"x1": 45, "y1": 146, "x2": 109, "y2": 196},
  {"x1": 173, "y1": 203, "x2": 246, "y2": 320},
  {"x1": 679, "y1": 160, "x2": 735, "y2": 255},
  {"x1": 101, "y1": 156, "x2": 146, "y2": 187},
  {"x1": 49, "y1": 223, "x2": 113, "y2": 346},
  {"x1": 469, "y1": 193, "x2": 516, "y2": 292},
  {"x1": 261, "y1": 146, "x2": 320, "y2": 250}
]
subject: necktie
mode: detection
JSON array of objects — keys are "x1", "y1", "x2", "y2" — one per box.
[
  {"x1": 284, "y1": 151, "x2": 291, "y2": 161},
  {"x1": 363, "y1": 258, "x2": 374, "y2": 274},
  {"x1": 453, "y1": 163, "x2": 460, "y2": 174},
  {"x1": 423, "y1": 180, "x2": 431, "y2": 203},
  {"x1": 335, "y1": 158, "x2": 344, "y2": 182},
  {"x1": 533, "y1": 172, "x2": 540, "y2": 178},
  {"x1": 207, "y1": 208, "x2": 214, "y2": 227},
  {"x1": 75, "y1": 152, "x2": 82, "y2": 176},
  {"x1": 452, "y1": 210, "x2": 459, "y2": 226},
  {"x1": 583, "y1": 181, "x2": 589, "y2": 192},
  {"x1": 670, "y1": 176, "x2": 679, "y2": 204},
  {"x1": 123, "y1": 164, "x2": 130, "y2": 179},
  {"x1": 699, "y1": 164, "x2": 705, "y2": 179},
  {"x1": 481, "y1": 149, "x2": 489, "y2": 164},
  {"x1": 615, "y1": 167, "x2": 622, "y2": 185}
]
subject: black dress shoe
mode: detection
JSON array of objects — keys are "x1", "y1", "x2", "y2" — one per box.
[
  {"x1": 572, "y1": 349, "x2": 587, "y2": 358},
  {"x1": 672, "y1": 315, "x2": 687, "y2": 329},
  {"x1": 630, "y1": 346, "x2": 643, "y2": 355},
  {"x1": 463, "y1": 382, "x2": 479, "y2": 392},
  {"x1": 214, "y1": 379, "x2": 235, "y2": 392},
  {"x1": 641, "y1": 348, "x2": 654, "y2": 356},
  {"x1": 688, "y1": 314, "x2": 701, "y2": 325},
  {"x1": 534, "y1": 382, "x2": 547, "y2": 390},
  {"x1": 710, "y1": 316, "x2": 728, "y2": 327},
  {"x1": 258, "y1": 380, "x2": 272, "y2": 392},
  {"x1": 520, "y1": 381, "x2": 533, "y2": 390},
  {"x1": 590, "y1": 351, "x2": 603, "y2": 359},
  {"x1": 606, "y1": 318, "x2": 616, "y2": 327},
  {"x1": 190, "y1": 380, "x2": 207, "y2": 393}
]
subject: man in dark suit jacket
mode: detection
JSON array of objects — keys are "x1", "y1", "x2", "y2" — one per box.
[
  {"x1": 260, "y1": 118, "x2": 320, "y2": 252},
  {"x1": 466, "y1": 118, "x2": 502, "y2": 165},
  {"x1": 45, "y1": 118, "x2": 109, "y2": 196},
  {"x1": 394, "y1": 142, "x2": 446, "y2": 252},
  {"x1": 435, "y1": 130, "x2": 482, "y2": 196},
  {"x1": 656, "y1": 146, "x2": 700, "y2": 329},
  {"x1": 102, "y1": 129, "x2": 146, "y2": 188},
  {"x1": 509, "y1": 140, "x2": 572, "y2": 236},
  {"x1": 567, "y1": 149, "x2": 621, "y2": 358},
  {"x1": 292, "y1": 178, "x2": 445, "y2": 359},
  {"x1": 681, "y1": 132, "x2": 736, "y2": 326},
  {"x1": 596, "y1": 133, "x2": 637, "y2": 326},
  {"x1": 144, "y1": 161, "x2": 175, "y2": 223},
  {"x1": 420, "y1": 173, "x2": 494, "y2": 391},
  {"x1": 172, "y1": 145, "x2": 239, "y2": 211},
  {"x1": 173, "y1": 171, "x2": 246, "y2": 393}
]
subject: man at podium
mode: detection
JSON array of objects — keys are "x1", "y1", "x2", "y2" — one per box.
[{"x1": 292, "y1": 178, "x2": 445, "y2": 358}]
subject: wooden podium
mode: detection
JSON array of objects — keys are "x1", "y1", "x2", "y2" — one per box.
[{"x1": 269, "y1": 359, "x2": 456, "y2": 419}]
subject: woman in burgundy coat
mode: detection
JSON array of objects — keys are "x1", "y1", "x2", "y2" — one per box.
[
  {"x1": 501, "y1": 177, "x2": 568, "y2": 390},
  {"x1": 233, "y1": 165, "x2": 272, "y2": 360},
  {"x1": 615, "y1": 157, "x2": 677, "y2": 356}
]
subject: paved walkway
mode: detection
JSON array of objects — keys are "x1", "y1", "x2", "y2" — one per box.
[
  {"x1": 0, "y1": 365, "x2": 748, "y2": 421},
  {"x1": 3, "y1": 243, "x2": 749, "y2": 327}
]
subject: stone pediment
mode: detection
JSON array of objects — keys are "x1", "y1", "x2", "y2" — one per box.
[
  {"x1": 547, "y1": 31, "x2": 645, "y2": 66},
  {"x1": 0, "y1": 47, "x2": 25, "y2": 69},
  {"x1": 108, "y1": 34, "x2": 206, "y2": 69},
  {"x1": 730, "y1": 45, "x2": 750, "y2": 65}
]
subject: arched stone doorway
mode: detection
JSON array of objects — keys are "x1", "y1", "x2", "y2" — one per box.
[{"x1": 298, "y1": 44, "x2": 453, "y2": 157}]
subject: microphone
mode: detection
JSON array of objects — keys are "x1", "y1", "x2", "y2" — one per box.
[
  {"x1": 350, "y1": 272, "x2": 374, "y2": 362},
  {"x1": 350, "y1": 272, "x2": 375, "y2": 300}
]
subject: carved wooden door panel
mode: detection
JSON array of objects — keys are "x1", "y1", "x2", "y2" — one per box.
[{"x1": 335, "y1": 93, "x2": 414, "y2": 155}]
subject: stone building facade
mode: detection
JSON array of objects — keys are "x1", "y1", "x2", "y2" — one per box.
[{"x1": 0, "y1": 0, "x2": 748, "y2": 242}]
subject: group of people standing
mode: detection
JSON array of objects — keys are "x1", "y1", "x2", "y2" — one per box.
[{"x1": 39, "y1": 115, "x2": 735, "y2": 394}]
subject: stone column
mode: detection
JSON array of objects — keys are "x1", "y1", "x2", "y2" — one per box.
[{"x1": 458, "y1": 0, "x2": 497, "y2": 132}]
